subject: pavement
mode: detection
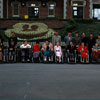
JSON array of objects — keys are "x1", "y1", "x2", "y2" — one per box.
[{"x1": 0, "y1": 63, "x2": 100, "y2": 99}]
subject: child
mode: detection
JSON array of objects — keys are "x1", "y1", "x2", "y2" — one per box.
[
  {"x1": 54, "y1": 42, "x2": 62, "y2": 63},
  {"x1": 32, "y1": 41, "x2": 41, "y2": 62}
]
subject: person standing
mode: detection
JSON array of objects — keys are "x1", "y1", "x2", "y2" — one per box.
[
  {"x1": 96, "y1": 34, "x2": 100, "y2": 46},
  {"x1": 81, "y1": 32, "x2": 88, "y2": 46},
  {"x1": 8, "y1": 41, "x2": 16, "y2": 61},
  {"x1": 64, "y1": 31, "x2": 73, "y2": 48},
  {"x1": 9, "y1": 32, "x2": 18, "y2": 47},
  {"x1": 72, "y1": 32, "x2": 81, "y2": 48},
  {"x1": 88, "y1": 33, "x2": 96, "y2": 62},
  {"x1": 52, "y1": 32, "x2": 61, "y2": 46},
  {"x1": 8, "y1": 32, "x2": 18, "y2": 61},
  {"x1": 72, "y1": 32, "x2": 81, "y2": 62}
]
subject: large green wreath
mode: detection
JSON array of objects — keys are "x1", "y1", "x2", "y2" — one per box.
[{"x1": 5, "y1": 23, "x2": 54, "y2": 41}]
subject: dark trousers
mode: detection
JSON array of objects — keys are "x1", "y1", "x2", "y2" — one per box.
[
  {"x1": 21, "y1": 49, "x2": 30, "y2": 61},
  {"x1": 89, "y1": 49, "x2": 92, "y2": 62}
]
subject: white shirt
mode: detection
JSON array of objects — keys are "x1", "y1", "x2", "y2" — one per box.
[{"x1": 20, "y1": 44, "x2": 31, "y2": 49}]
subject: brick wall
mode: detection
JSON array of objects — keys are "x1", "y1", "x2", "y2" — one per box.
[
  {"x1": 8, "y1": 0, "x2": 12, "y2": 18},
  {"x1": 55, "y1": 0, "x2": 63, "y2": 18},
  {"x1": 3, "y1": 0, "x2": 90, "y2": 19},
  {"x1": 20, "y1": 6, "x2": 28, "y2": 18},
  {"x1": 84, "y1": 0, "x2": 90, "y2": 19},
  {"x1": 39, "y1": 6, "x2": 48, "y2": 18},
  {"x1": 3, "y1": 0, "x2": 63, "y2": 19},
  {"x1": 66, "y1": 0, "x2": 72, "y2": 19}
]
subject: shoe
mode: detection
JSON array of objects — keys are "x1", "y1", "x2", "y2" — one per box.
[
  {"x1": 82, "y1": 61, "x2": 84, "y2": 63},
  {"x1": 44, "y1": 58, "x2": 47, "y2": 61},
  {"x1": 59, "y1": 60, "x2": 61, "y2": 63},
  {"x1": 86, "y1": 61, "x2": 88, "y2": 63},
  {"x1": 22, "y1": 59, "x2": 25, "y2": 62},
  {"x1": 49, "y1": 58, "x2": 51, "y2": 62},
  {"x1": 27, "y1": 59, "x2": 30, "y2": 62}
]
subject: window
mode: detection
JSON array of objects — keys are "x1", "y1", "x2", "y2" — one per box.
[
  {"x1": 34, "y1": 8, "x2": 39, "y2": 17},
  {"x1": 73, "y1": 7, "x2": 77, "y2": 16},
  {"x1": 93, "y1": 9, "x2": 100, "y2": 19},
  {"x1": 13, "y1": 3, "x2": 19, "y2": 16},
  {"x1": 48, "y1": 4, "x2": 55, "y2": 16}
]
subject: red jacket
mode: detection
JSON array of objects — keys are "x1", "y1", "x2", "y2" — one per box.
[
  {"x1": 78, "y1": 45, "x2": 88, "y2": 53},
  {"x1": 78, "y1": 45, "x2": 88, "y2": 58},
  {"x1": 33, "y1": 44, "x2": 40, "y2": 52}
]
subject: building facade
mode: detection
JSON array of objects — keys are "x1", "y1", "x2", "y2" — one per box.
[{"x1": 1, "y1": 0, "x2": 100, "y2": 19}]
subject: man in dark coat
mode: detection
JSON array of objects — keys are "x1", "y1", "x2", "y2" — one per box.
[
  {"x1": 8, "y1": 32, "x2": 18, "y2": 61},
  {"x1": 88, "y1": 33, "x2": 96, "y2": 62},
  {"x1": 9, "y1": 32, "x2": 17, "y2": 47}
]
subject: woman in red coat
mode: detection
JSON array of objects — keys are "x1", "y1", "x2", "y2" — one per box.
[{"x1": 78, "y1": 42, "x2": 88, "y2": 63}]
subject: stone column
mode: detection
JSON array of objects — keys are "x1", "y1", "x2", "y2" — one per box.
[
  {"x1": 0, "y1": 0, "x2": 3, "y2": 18},
  {"x1": 89, "y1": 0, "x2": 93, "y2": 19},
  {"x1": 64, "y1": 0, "x2": 67, "y2": 19},
  {"x1": 7, "y1": 0, "x2": 8, "y2": 18}
]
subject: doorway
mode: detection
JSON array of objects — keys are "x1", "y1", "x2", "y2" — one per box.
[
  {"x1": 28, "y1": 7, "x2": 39, "y2": 18},
  {"x1": 73, "y1": 7, "x2": 83, "y2": 18}
]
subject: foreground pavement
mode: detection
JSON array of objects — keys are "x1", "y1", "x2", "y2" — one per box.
[{"x1": 0, "y1": 63, "x2": 100, "y2": 99}]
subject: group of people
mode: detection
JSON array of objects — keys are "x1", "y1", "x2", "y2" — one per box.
[
  {"x1": 52, "y1": 31, "x2": 100, "y2": 63},
  {"x1": 0, "y1": 31, "x2": 100, "y2": 63}
]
